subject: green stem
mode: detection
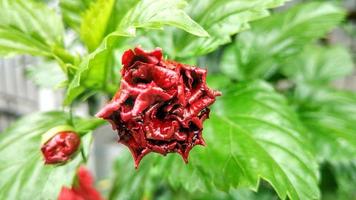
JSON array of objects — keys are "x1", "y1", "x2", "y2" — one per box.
[
  {"x1": 68, "y1": 104, "x2": 74, "y2": 127},
  {"x1": 88, "y1": 95, "x2": 100, "y2": 116},
  {"x1": 81, "y1": 148, "x2": 87, "y2": 163},
  {"x1": 52, "y1": 46, "x2": 76, "y2": 65}
]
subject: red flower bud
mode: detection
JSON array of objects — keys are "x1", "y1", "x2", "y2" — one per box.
[
  {"x1": 97, "y1": 47, "x2": 221, "y2": 168},
  {"x1": 58, "y1": 166, "x2": 104, "y2": 200},
  {"x1": 41, "y1": 127, "x2": 80, "y2": 164}
]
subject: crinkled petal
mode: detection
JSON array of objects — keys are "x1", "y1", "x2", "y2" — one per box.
[{"x1": 97, "y1": 47, "x2": 221, "y2": 167}]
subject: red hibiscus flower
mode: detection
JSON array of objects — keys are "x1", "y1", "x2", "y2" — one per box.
[
  {"x1": 96, "y1": 47, "x2": 221, "y2": 168},
  {"x1": 58, "y1": 166, "x2": 104, "y2": 200}
]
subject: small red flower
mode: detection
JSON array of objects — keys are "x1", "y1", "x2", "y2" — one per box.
[
  {"x1": 41, "y1": 130, "x2": 80, "y2": 164},
  {"x1": 58, "y1": 166, "x2": 104, "y2": 200},
  {"x1": 97, "y1": 47, "x2": 221, "y2": 167}
]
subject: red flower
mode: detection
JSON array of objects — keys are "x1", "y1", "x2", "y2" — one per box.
[
  {"x1": 58, "y1": 166, "x2": 104, "y2": 200},
  {"x1": 41, "y1": 131, "x2": 80, "y2": 164},
  {"x1": 97, "y1": 47, "x2": 221, "y2": 168}
]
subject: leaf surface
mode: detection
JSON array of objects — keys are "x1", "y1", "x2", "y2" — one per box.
[
  {"x1": 0, "y1": 0, "x2": 64, "y2": 57},
  {"x1": 282, "y1": 45, "x2": 354, "y2": 84},
  {"x1": 80, "y1": 0, "x2": 115, "y2": 51},
  {"x1": 59, "y1": 0, "x2": 93, "y2": 31},
  {"x1": 296, "y1": 86, "x2": 356, "y2": 162},
  {"x1": 135, "y1": 0, "x2": 290, "y2": 59},
  {"x1": 221, "y1": 2, "x2": 345, "y2": 80}
]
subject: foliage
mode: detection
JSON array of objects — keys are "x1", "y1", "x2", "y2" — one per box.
[
  {"x1": 220, "y1": 2, "x2": 346, "y2": 80},
  {"x1": 60, "y1": 0, "x2": 93, "y2": 32},
  {"x1": 0, "y1": 0, "x2": 66, "y2": 60},
  {"x1": 295, "y1": 85, "x2": 356, "y2": 163},
  {"x1": 282, "y1": 45, "x2": 354, "y2": 84},
  {"x1": 26, "y1": 61, "x2": 67, "y2": 88},
  {"x1": 133, "y1": 0, "x2": 291, "y2": 59},
  {"x1": 0, "y1": 0, "x2": 355, "y2": 199}
]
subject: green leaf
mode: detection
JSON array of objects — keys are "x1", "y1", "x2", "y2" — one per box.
[
  {"x1": 81, "y1": 0, "x2": 208, "y2": 51},
  {"x1": 59, "y1": 0, "x2": 93, "y2": 32},
  {"x1": 206, "y1": 74, "x2": 232, "y2": 90},
  {"x1": 136, "y1": 0, "x2": 290, "y2": 59},
  {"x1": 116, "y1": 0, "x2": 208, "y2": 37},
  {"x1": 221, "y1": 2, "x2": 346, "y2": 80},
  {"x1": 296, "y1": 85, "x2": 356, "y2": 162},
  {"x1": 282, "y1": 45, "x2": 354, "y2": 84},
  {"x1": 229, "y1": 188, "x2": 280, "y2": 200},
  {"x1": 176, "y1": 0, "x2": 289, "y2": 58},
  {"x1": 0, "y1": 0, "x2": 64, "y2": 57},
  {"x1": 65, "y1": 0, "x2": 208, "y2": 105},
  {"x1": 0, "y1": 112, "x2": 100, "y2": 199},
  {"x1": 26, "y1": 61, "x2": 67, "y2": 88},
  {"x1": 64, "y1": 31, "x2": 127, "y2": 105},
  {"x1": 331, "y1": 160, "x2": 356, "y2": 200},
  {"x1": 110, "y1": 81, "x2": 320, "y2": 200},
  {"x1": 80, "y1": 0, "x2": 115, "y2": 51}
]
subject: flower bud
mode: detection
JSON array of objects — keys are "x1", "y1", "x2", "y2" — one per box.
[{"x1": 41, "y1": 126, "x2": 80, "y2": 164}]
